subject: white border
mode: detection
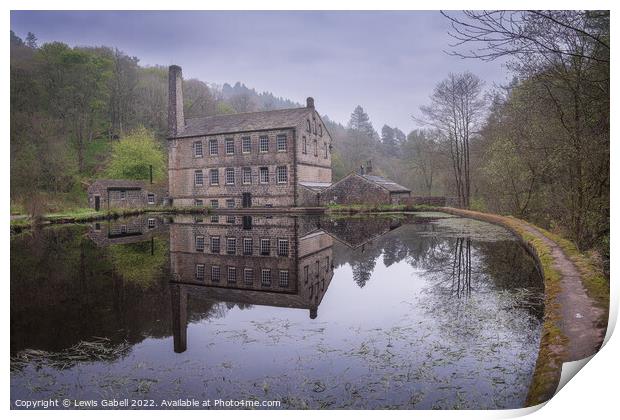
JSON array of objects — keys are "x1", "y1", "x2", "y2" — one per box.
[{"x1": 3, "y1": 1, "x2": 617, "y2": 419}]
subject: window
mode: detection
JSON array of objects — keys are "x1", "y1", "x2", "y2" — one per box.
[
  {"x1": 195, "y1": 235, "x2": 205, "y2": 252},
  {"x1": 319, "y1": 124, "x2": 323, "y2": 136},
  {"x1": 210, "y1": 199, "x2": 219, "y2": 209},
  {"x1": 313, "y1": 139, "x2": 318, "y2": 156},
  {"x1": 324, "y1": 143, "x2": 328, "y2": 159},
  {"x1": 121, "y1": 225, "x2": 127, "y2": 234},
  {"x1": 225, "y1": 138, "x2": 234, "y2": 155},
  {"x1": 242, "y1": 167, "x2": 252, "y2": 185},
  {"x1": 211, "y1": 215, "x2": 219, "y2": 223},
  {"x1": 147, "y1": 193, "x2": 155, "y2": 204},
  {"x1": 210, "y1": 236, "x2": 220, "y2": 254},
  {"x1": 304, "y1": 265, "x2": 309, "y2": 284},
  {"x1": 260, "y1": 238, "x2": 270, "y2": 256},
  {"x1": 225, "y1": 168, "x2": 235, "y2": 185},
  {"x1": 243, "y1": 238, "x2": 253, "y2": 255},
  {"x1": 228, "y1": 266, "x2": 237, "y2": 284},
  {"x1": 211, "y1": 266, "x2": 220, "y2": 283},
  {"x1": 261, "y1": 269, "x2": 271, "y2": 286},
  {"x1": 210, "y1": 169, "x2": 219, "y2": 185},
  {"x1": 195, "y1": 199, "x2": 204, "y2": 207},
  {"x1": 120, "y1": 190, "x2": 126, "y2": 200},
  {"x1": 277, "y1": 239, "x2": 289, "y2": 256},
  {"x1": 313, "y1": 118, "x2": 317, "y2": 134},
  {"x1": 147, "y1": 218, "x2": 156, "y2": 229},
  {"x1": 306, "y1": 119, "x2": 311, "y2": 132},
  {"x1": 259, "y1": 135, "x2": 269, "y2": 153},
  {"x1": 226, "y1": 200, "x2": 235, "y2": 223},
  {"x1": 193, "y1": 141, "x2": 203, "y2": 157},
  {"x1": 195, "y1": 170, "x2": 204, "y2": 186},
  {"x1": 259, "y1": 167, "x2": 269, "y2": 184},
  {"x1": 242, "y1": 136, "x2": 251, "y2": 153},
  {"x1": 209, "y1": 138, "x2": 218, "y2": 155},
  {"x1": 279, "y1": 270, "x2": 289, "y2": 287},
  {"x1": 227, "y1": 237, "x2": 236, "y2": 255},
  {"x1": 325, "y1": 256, "x2": 330, "y2": 272},
  {"x1": 316, "y1": 260, "x2": 320, "y2": 277},
  {"x1": 302, "y1": 136, "x2": 307, "y2": 154},
  {"x1": 244, "y1": 268, "x2": 254, "y2": 285},
  {"x1": 196, "y1": 264, "x2": 205, "y2": 281},
  {"x1": 94, "y1": 223, "x2": 101, "y2": 231},
  {"x1": 276, "y1": 134, "x2": 287, "y2": 152},
  {"x1": 276, "y1": 166, "x2": 288, "y2": 184}
]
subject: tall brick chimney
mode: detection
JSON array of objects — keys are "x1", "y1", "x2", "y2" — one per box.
[
  {"x1": 306, "y1": 97, "x2": 314, "y2": 109},
  {"x1": 168, "y1": 65, "x2": 185, "y2": 137}
]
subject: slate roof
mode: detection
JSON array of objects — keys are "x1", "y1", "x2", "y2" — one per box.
[
  {"x1": 179, "y1": 107, "x2": 311, "y2": 137},
  {"x1": 361, "y1": 174, "x2": 411, "y2": 193}
]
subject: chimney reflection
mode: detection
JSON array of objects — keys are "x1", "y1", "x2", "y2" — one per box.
[{"x1": 169, "y1": 214, "x2": 334, "y2": 353}]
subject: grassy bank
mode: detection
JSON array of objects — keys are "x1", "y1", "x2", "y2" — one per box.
[{"x1": 10, "y1": 206, "x2": 212, "y2": 234}]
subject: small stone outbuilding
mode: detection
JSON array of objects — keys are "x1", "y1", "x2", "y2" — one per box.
[
  {"x1": 319, "y1": 172, "x2": 411, "y2": 206},
  {"x1": 87, "y1": 179, "x2": 167, "y2": 211}
]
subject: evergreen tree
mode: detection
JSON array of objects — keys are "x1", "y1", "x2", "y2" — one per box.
[
  {"x1": 25, "y1": 32, "x2": 38, "y2": 49},
  {"x1": 348, "y1": 105, "x2": 375, "y2": 138}
]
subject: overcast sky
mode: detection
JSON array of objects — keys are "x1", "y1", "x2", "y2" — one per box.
[{"x1": 11, "y1": 10, "x2": 509, "y2": 132}]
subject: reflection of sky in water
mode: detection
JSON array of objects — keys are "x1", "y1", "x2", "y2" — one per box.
[{"x1": 10, "y1": 214, "x2": 543, "y2": 409}]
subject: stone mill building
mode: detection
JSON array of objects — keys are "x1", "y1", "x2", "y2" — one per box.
[{"x1": 167, "y1": 65, "x2": 333, "y2": 208}]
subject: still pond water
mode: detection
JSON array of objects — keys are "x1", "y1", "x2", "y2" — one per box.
[{"x1": 11, "y1": 212, "x2": 544, "y2": 409}]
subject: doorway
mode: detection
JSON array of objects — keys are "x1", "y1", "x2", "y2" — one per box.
[
  {"x1": 242, "y1": 193, "x2": 252, "y2": 208},
  {"x1": 94, "y1": 195, "x2": 100, "y2": 211}
]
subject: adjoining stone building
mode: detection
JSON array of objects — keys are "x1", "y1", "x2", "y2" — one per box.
[
  {"x1": 167, "y1": 65, "x2": 332, "y2": 209},
  {"x1": 87, "y1": 179, "x2": 167, "y2": 211},
  {"x1": 319, "y1": 169, "x2": 411, "y2": 206}
]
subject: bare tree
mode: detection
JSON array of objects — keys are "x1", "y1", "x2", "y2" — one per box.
[{"x1": 415, "y1": 72, "x2": 485, "y2": 208}]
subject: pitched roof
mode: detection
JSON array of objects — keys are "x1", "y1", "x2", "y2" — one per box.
[
  {"x1": 361, "y1": 174, "x2": 411, "y2": 193},
  {"x1": 178, "y1": 107, "x2": 311, "y2": 137}
]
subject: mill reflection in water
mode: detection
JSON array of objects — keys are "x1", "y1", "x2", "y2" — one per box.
[
  {"x1": 10, "y1": 212, "x2": 544, "y2": 409},
  {"x1": 169, "y1": 214, "x2": 334, "y2": 353}
]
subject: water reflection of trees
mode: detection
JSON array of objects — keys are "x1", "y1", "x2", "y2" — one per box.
[
  {"x1": 10, "y1": 222, "x2": 229, "y2": 360},
  {"x1": 450, "y1": 237, "x2": 472, "y2": 298},
  {"x1": 331, "y1": 218, "x2": 543, "y2": 319}
]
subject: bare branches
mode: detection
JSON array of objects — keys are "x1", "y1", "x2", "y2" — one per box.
[
  {"x1": 415, "y1": 72, "x2": 486, "y2": 208},
  {"x1": 441, "y1": 10, "x2": 609, "y2": 64}
]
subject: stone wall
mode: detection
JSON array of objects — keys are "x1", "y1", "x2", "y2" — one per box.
[
  {"x1": 401, "y1": 196, "x2": 448, "y2": 206},
  {"x1": 390, "y1": 191, "x2": 412, "y2": 205},
  {"x1": 297, "y1": 185, "x2": 321, "y2": 207},
  {"x1": 168, "y1": 128, "x2": 296, "y2": 208}
]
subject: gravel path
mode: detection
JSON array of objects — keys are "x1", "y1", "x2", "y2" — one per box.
[{"x1": 520, "y1": 224, "x2": 606, "y2": 361}]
